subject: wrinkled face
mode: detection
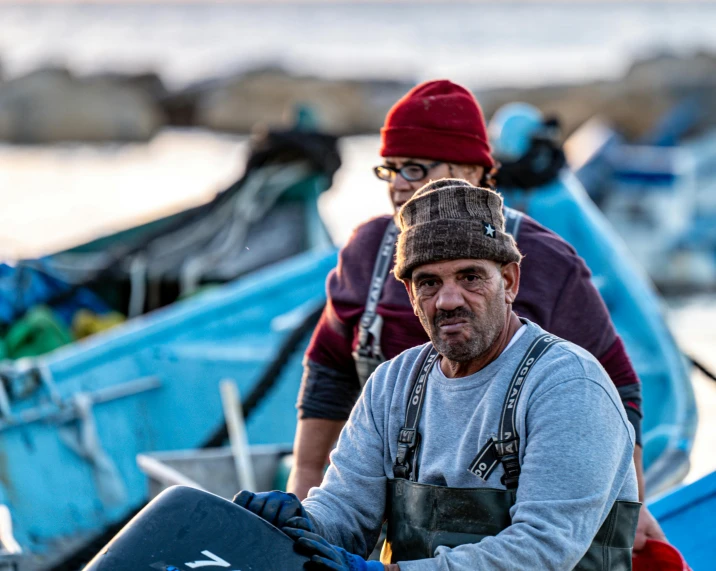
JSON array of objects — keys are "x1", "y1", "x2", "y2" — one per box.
[
  {"x1": 378, "y1": 157, "x2": 485, "y2": 210},
  {"x1": 406, "y1": 258, "x2": 511, "y2": 362}
]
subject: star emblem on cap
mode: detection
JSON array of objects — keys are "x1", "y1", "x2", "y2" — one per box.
[{"x1": 483, "y1": 222, "x2": 496, "y2": 237}]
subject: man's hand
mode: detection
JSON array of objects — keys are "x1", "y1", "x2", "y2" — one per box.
[
  {"x1": 283, "y1": 522, "x2": 385, "y2": 571},
  {"x1": 632, "y1": 445, "x2": 667, "y2": 550},
  {"x1": 634, "y1": 504, "x2": 667, "y2": 551},
  {"x1": 233, "y1": 490, "x2": 311, "y2": 530}
]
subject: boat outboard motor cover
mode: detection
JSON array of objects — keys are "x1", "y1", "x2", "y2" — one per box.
[
  {"x1": 84, "y1": 485, "x2": 310, "y2": 571},
  {"x1": 489, "y1": 102, "x2": 566, "y2": 190}
]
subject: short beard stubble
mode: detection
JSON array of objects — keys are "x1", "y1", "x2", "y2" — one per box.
[{"x1": 416, "y1": 282, "x2": 507, "y2": 363}]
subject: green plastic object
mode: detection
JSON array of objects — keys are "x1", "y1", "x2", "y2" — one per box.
[{"x1": 3, "y1": 306, "x2": 74, "y2": 359}]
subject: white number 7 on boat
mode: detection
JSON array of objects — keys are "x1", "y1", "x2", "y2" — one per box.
[{"x1": 185, "y1": 550, "x2": 234, "y2": 568}]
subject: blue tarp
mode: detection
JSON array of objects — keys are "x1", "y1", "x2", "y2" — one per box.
[{"x1": 0, "y1": 262, "x2": 109, "y2": 326}]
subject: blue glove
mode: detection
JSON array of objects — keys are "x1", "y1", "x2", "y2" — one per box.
[
  {"x1": 283, "y1": 524, "x2": 384, "y2": 571},
  {"x1": 233, "y1": 490, "x2": 312, "y2": 530}
]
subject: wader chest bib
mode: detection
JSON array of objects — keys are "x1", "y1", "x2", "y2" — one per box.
[
  {"x1": 381, "y1": 336, "x2": 640, "y2": 570},
  {"x1": 352, "y1": 208, "x2": 524, "y2": 386}
]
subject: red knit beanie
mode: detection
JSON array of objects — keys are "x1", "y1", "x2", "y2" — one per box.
[{"x1": 380, "y1": 79, "x2": 494, "y2": 168}]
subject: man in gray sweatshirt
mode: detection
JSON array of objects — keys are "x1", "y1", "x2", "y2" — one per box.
[{"x1": 235, "y1": 179, "x2": 639, "y2": 570}]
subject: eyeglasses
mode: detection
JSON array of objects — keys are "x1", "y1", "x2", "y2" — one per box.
[{"x1": 373, "y1": 161, "x2": 443, "y2": 182}]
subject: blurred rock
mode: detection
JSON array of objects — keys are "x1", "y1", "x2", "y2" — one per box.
[
  {"x1": 478, "y1": 52, "x2": 716, "y2": 142},
  {"x1": 91, "y1": 71, "x2": 169, "y2": 101},
  {"x1": 1, "y1": 51, "x2": 715, "y2": 144},
  {"x1": 188, "y1": 52, "x2": 716, "y2": 141},
  {"x1": 478, "y1": 82, "x2": 674, "y2": 142},
  {"x1": 625, "y1": 51, "x2": 716, "y2": 91},
  {"x1": 0, "y1": 68, "x2": 165, "y2": 143},
  {"x1": 159, "y1": 80, "x2": 212, "y2": 128},
  {"x1": 193, "y1": 69, "x2": 388, "y2": 135}
]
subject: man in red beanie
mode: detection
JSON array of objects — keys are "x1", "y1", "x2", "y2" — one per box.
[
  {"x1": 288, "y1": 79, "x2": 664, "y2": 549},
  {"x1": 379, "y1": 80, "x2": 494, "y2": 168}
]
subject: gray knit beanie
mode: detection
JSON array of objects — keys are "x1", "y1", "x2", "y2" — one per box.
[{"x1": 395, "y1": 178, "x2": 522, "y2": 280}]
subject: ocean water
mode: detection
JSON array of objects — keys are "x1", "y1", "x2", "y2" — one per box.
[{"x1": 1, "y1": 2, "x2": 716, "y2": 89}]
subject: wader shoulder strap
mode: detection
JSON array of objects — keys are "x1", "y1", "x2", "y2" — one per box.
[
  {"x1": 468, "y1": 333, "x2": 562, "y2": 488},
  {"x1": 352, "y1": 219, "x2": 400, "y2": 386},
  {"x1": 503, "y1": 207, "x2": 524, "y2": 240},
  {"x1": 393, "y1": 346, "x2": 440, "y2": 481}
]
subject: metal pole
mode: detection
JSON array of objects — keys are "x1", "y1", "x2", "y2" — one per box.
[{"x1": 220, "y1": 380, "x2": 256, "y2": 492}]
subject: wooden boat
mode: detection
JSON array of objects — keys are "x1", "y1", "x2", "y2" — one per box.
[
  {"x1": 0, "y1": 247, "x2": 338, "y2": 570},
  {"x1": 0, "y1": 123, "x2": 340, "y2": 570},
  {"x1": 2, "y1": 125, "x2": 339, "y2": 328},
  {"x1": 650, "y1": 470, "x2": 716, "y2": 570}
]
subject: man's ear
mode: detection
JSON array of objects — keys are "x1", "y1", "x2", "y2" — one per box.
[
  {"x1": 455, "y1": 164, "x2": 484, "y2": 187},
  {"x1": 402, "y1": 278, "x2": 419, "y2": 316},
  {"x1": 501, "y1": 262, "x2": 520, "y2": 304}
]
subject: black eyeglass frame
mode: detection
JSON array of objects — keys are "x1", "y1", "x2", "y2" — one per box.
[{"x1": 373, "y1": 161, "x2": 443, "y2": 182}]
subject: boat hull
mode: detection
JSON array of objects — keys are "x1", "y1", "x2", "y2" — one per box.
[
  {"x1": 0, "y1": 249, "x2": 337, "y2": 569},
  {"x1": 650, "y1": 471, "x2": 716, "y2": 571}
]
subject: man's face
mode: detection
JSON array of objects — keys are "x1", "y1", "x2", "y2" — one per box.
[
  {"x1": 405, "y1": 258, "x2": 514, "y2": 362},
  {"x1": 378, "y1": 157, "x2": 485, "y2": 211}
]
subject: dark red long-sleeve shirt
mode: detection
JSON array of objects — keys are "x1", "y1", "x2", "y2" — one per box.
[{"x1": 299, "y1": 214, "x2": 642, "y2": 444}]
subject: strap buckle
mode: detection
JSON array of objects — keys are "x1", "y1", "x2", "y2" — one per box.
[
  {"x1": 394, "y1": 443, "x2": 411, "y2": 480},
  {"x1": 393, "y1": 460, "x2": 410, "y2": 480},
  {"x1": 500, "y1": 453, "x2": 521, "y2": 489},
  {"x1": 353, "y1": 315, "x2": 385, "y2": 387},
  {"x1": 393, "y1": 428, "x2": 419, "y2": 480},
  {"x1": 352, "y1": 347, "x2": 385, "y2": 387},
  {"x1": 398, "y1": 428, "x2": 417, "y2": 447}
]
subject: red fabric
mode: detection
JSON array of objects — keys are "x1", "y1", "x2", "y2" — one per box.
[
  {"x1": 598, "y1": 336, "x2": 640, "y2": 388},
  {"x1": 633, "y1": 540, "x2": 691, "y2": 571},
  {"x1": 380, "y1": 80, "x2": 494, "y2": 168}
]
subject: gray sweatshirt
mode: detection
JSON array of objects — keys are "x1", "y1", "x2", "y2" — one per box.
[{"x1": 303, "y1": 320, "x2": 638, "y2": 571}]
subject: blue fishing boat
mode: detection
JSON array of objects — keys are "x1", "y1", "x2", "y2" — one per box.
[
  {"x1": 650, "y1": 470, "x2": 716, "y2": 570},
  {"x1": 0, "y1": 124, "x2": 339, "y2": 335},
  {"x1": 0, "y1": 124, "x2": 341, "y2": 569},
  {"x1": 490, "y1": 104, "x2": 698, "y2": 496},
  {"x1": 569, "y1": 105, "x2": 716, "y2": 294},
  {"x1": 0, "y1": 248, "x2": 338, "y2": 570}
]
